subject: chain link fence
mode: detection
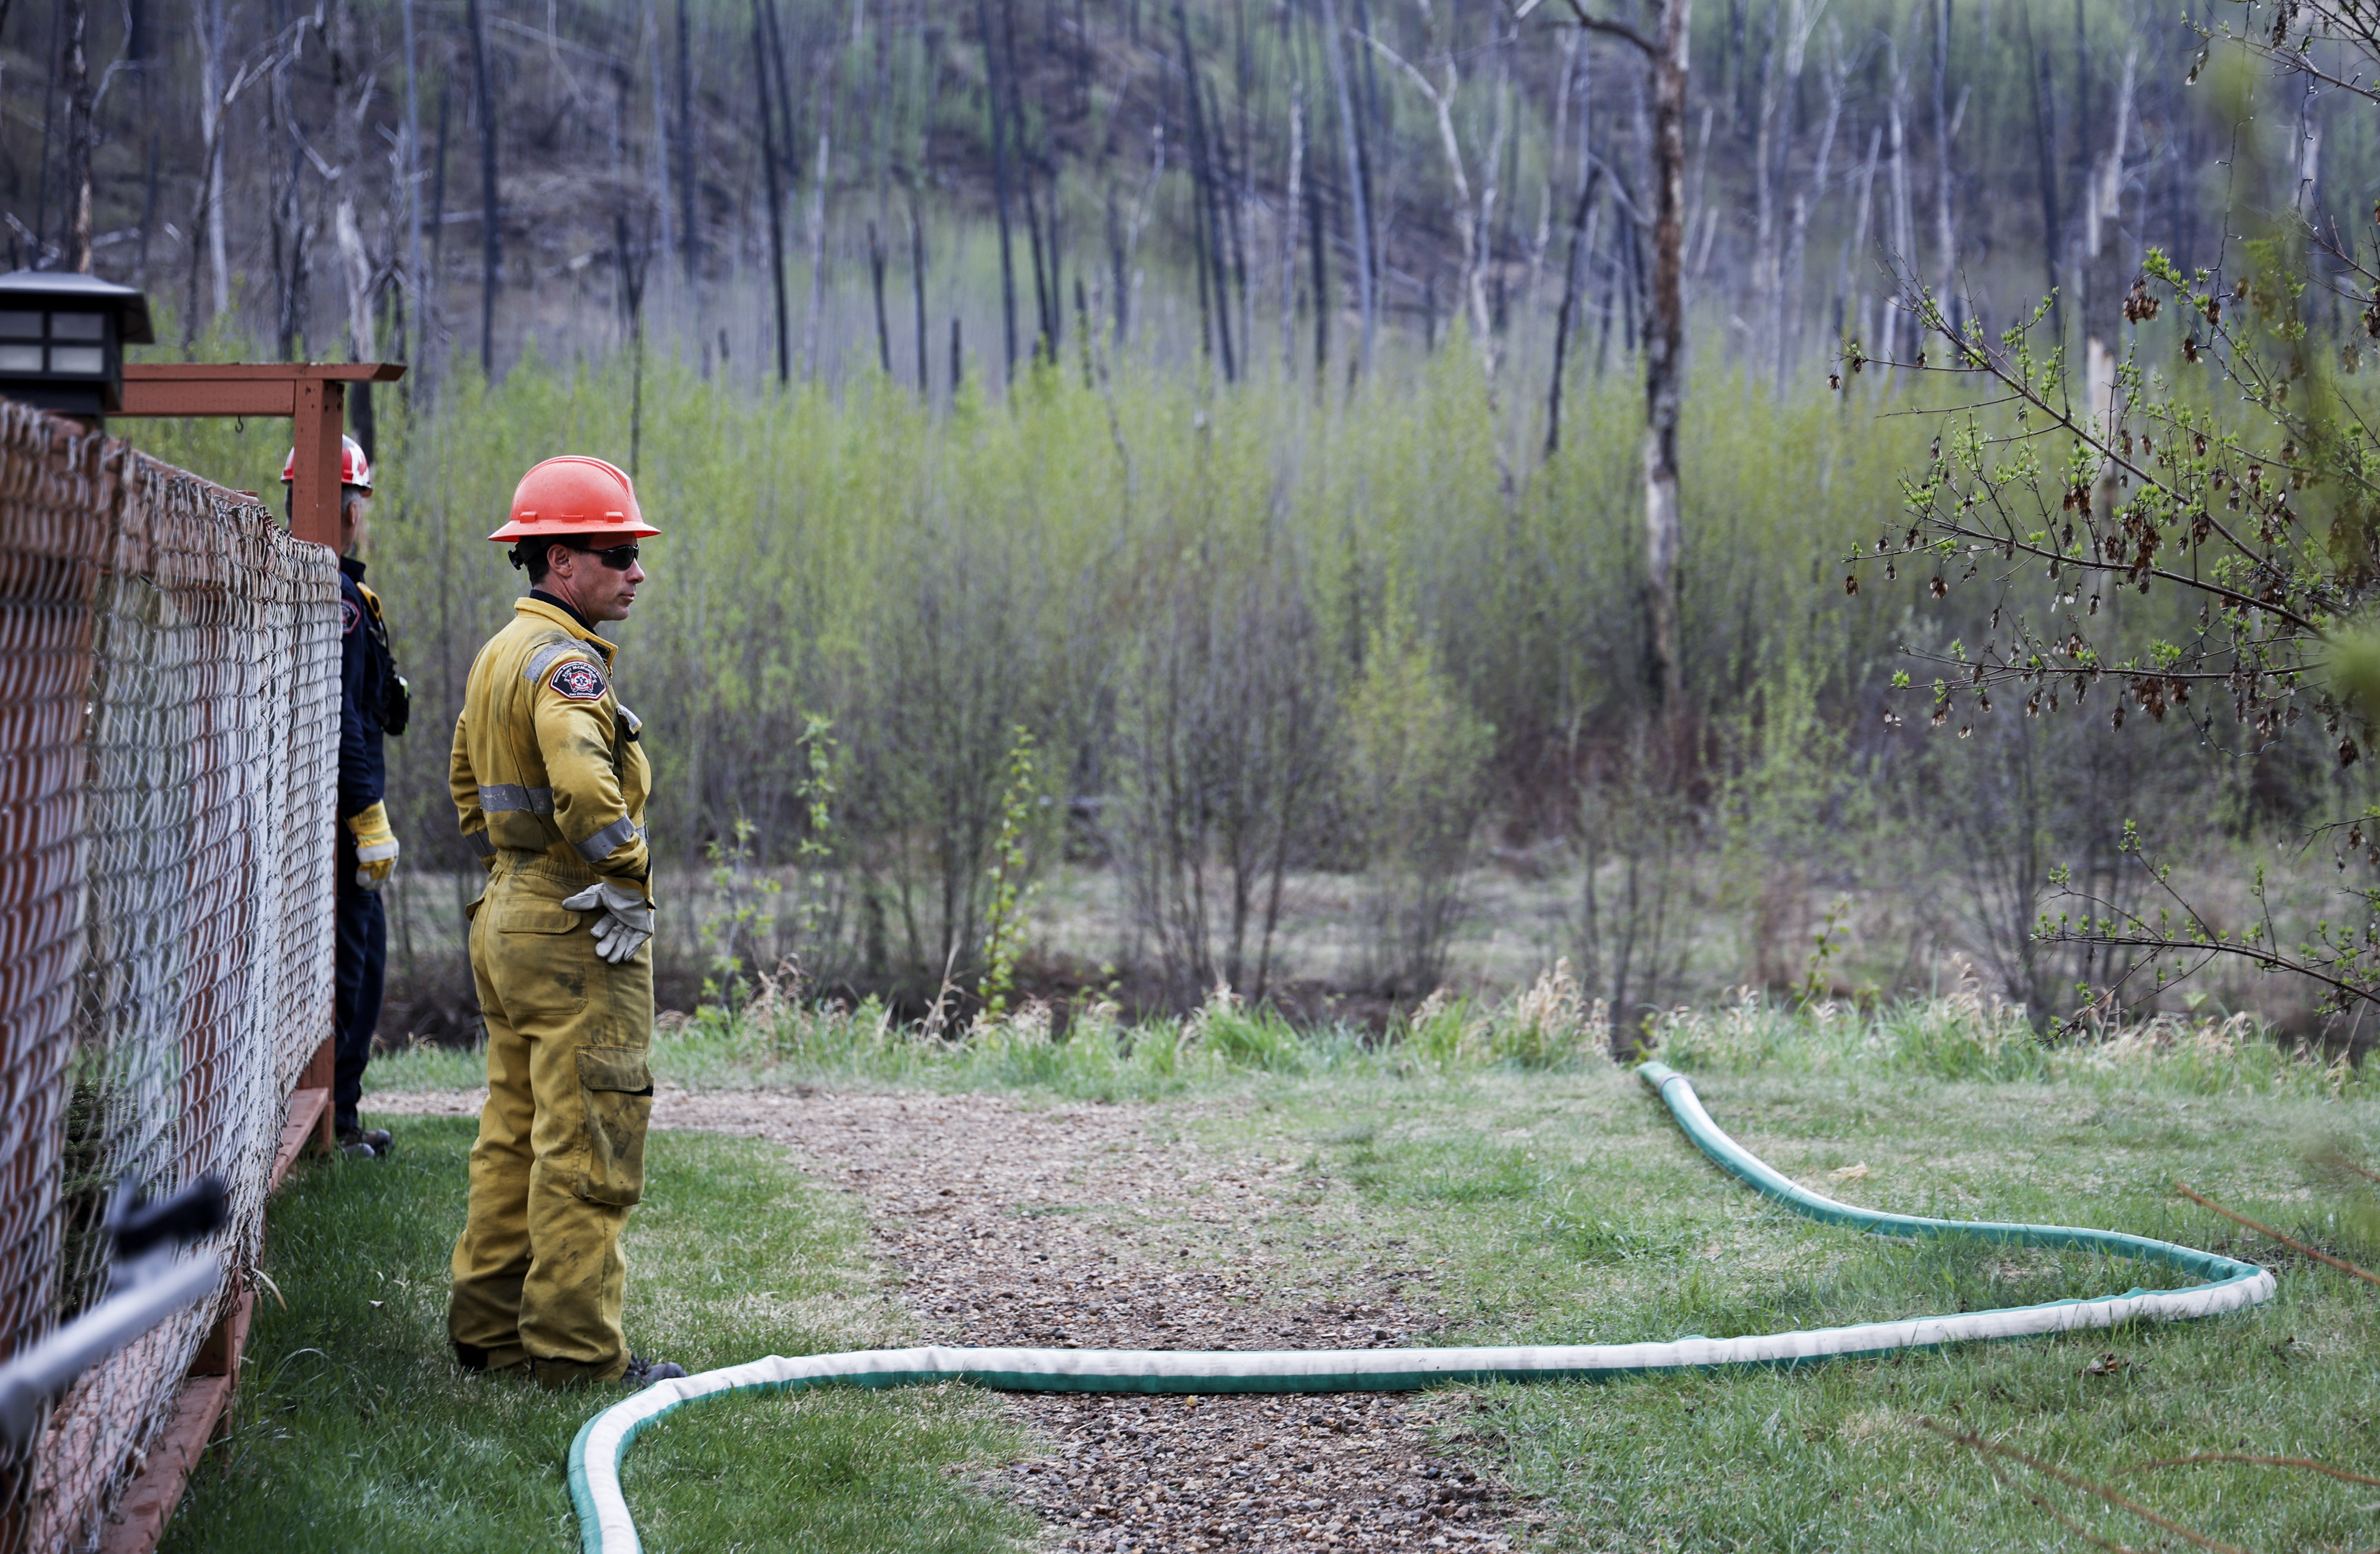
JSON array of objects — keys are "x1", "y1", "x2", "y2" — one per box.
[{"x1": 0, "y1": 401, "x2": 337, "y2": 1552}]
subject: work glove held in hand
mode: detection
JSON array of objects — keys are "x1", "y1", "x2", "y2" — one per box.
[
  {"x1": 560, "y1": 881, "x2": 654, "y2": 964},
  {"x1": 346, "y1": 802, "x2": 400, "y2": 890}
]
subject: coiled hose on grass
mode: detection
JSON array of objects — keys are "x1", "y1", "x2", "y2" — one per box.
[{"x1": 569, "y1": 1061, "x2": 2276, "y2": 1553}]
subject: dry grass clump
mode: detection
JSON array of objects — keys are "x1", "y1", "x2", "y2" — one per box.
[
  {"x1": 1644, "y1": 971, "x2": 2361, "y2": 1096},
  {"x1": 1396, "y1": 959, "x2": 1612, "y2": 1070},
  {"x1": 1182, "y1": 981, "x2": 1312, "y2": 1073},
  {"x1": 1504, "y1": 959, "x2": 1604, "y2": 1064},
  {"x1": 512, "y1": 952, "x2": 2380, "y2": 1105}
]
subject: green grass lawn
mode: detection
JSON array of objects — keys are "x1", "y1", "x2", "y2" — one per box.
[
  {"x1": 1222, "y1": 1062, "x2": 2379, "y2": 1552},
  {"x1": 320, "y1": 998, "x2": 2377, "y2": 1552},
  {"x1": 160, "y1": 1120, "x2": 1032, "y2": 1554}
]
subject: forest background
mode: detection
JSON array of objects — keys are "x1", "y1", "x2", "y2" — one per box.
[{"x1": 8, "y1": 0, "x2": 2374, "y2": 1044}]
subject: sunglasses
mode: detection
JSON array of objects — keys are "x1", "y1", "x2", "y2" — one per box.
[{"x1": 566, "y1": 543, "x2": 640, "y2": 571}]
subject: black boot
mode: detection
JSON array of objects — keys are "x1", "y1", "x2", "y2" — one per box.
[
  {"x1": 621, "y1": 1355, "x2": 688, "y2": 1388},
  {"x1": 336, "y1": 1124, "x2": 394, "y2": 1159}
]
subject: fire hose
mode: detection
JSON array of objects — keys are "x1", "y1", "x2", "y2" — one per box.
[{"x1": 568, "y1": 1062, "x2": 2276, "y2": 1554}]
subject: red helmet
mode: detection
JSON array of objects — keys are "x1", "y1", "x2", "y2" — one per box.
[
  {"x1": 485, "y1": 455, "x2": 659, "y2": 544},
  {"x1": 280, "y1": 434, "x2": 372, "y2": 491}
]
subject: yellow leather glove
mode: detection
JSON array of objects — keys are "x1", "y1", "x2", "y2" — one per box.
[{"x1": 346, "y1": 802, "x2": 400, "y2": 889}]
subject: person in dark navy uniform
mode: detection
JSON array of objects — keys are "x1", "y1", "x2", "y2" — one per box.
[{"x1": 285, "y1": 436, "x2": 410, "y2": 1158}]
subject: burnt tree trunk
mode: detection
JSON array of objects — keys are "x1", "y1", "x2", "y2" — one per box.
[
  {"x1": 1107, "y1": 178, "x2": 1129, "y2": 340},
  {"x1": 1000, "y1": 0, "x2": 1054, "y2": 360},
  {"x1": 430, "y1": 85, "x2": 450, "y2": 321},
  {"x1": 678, "y1": 0, "x2": 697, "y2": 282},
  {"x1": 1214, "y1": 74, "x2": 1248, "y2": 370},
  {"x1": 1176, "y1": 1, "x2": 1236, "y2": 382},
  {"x1": 1047, "y1": 171, "x2": 1065, "y2": 358},
  {"x1": 978, "y1": 0, "x2": 1021, "y2": 379},
  {"x1": 1021, "y1": 170, "x2": 1054, "y2": 360},
  {"x1": 1233, "y1": 0, "x2": 1255, "y2": 365},
  {"x1": 753, "y1": 0, "x2": 791, "y2": 382},
  {"x1": 869, "y1": 218, "x2": 892, "y2": 374},
  {"x1": 467, "y1": 0, "x2": 500, "y2": 375},
  {"x1": 136, "y1": 132, "x2": 159, "y2": 285},
  {"x1": 1289, "y1": 7, "x2": 1329, "y2": 385},
  {"x1": 1545, "y1": 164, "x2": 1603, "y2": 459},
  {"x1": 760, "y1": 0, "x2": 805, "y2": 375},
  {"x1": 910, "y1": 194, "x2": 931, "y2": 395},
  {"x1": 617, "y1": 209, "x2": 650, "y2": 473},
  {"x1": 33, "y1": 0, "x2": 59, "y2": 261}
]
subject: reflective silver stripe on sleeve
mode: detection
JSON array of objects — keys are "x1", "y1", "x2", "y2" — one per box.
[
  {"x1": 574, "y1": 815, "x2": 644, "y2": 862},
  {"x1": 522, "y1": 640, "x2": 586, "y2": 684},
  {"x1": 480, "y1": 783, "x2": 556, "y2": 815},
  {"x1": 616, "y1": 703, "x2": 642, "y2": 735},
  {"x1": 464, "y1": 830, "x2": 496, "y2": 858}
]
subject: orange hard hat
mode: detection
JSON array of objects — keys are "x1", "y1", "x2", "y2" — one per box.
[
  {"x1": 280, "y1": 434, "x2": 372, "y2": 490},
  {"x1": 485, "y1": 455, "x2": 659, "y2": 544}
]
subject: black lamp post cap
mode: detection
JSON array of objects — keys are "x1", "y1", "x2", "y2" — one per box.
[{"x1": 0, "y1": 271, "x2": 155, "y2": 345}]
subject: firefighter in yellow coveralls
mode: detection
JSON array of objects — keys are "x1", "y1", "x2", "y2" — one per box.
[{"x1": 446, "y1": 455, "x2": 685, "y2": 1389}]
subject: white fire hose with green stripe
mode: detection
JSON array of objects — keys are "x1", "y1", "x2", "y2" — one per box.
[{"x1": 568, "y1": 1061, "x2": 2276, "y2": 1553}]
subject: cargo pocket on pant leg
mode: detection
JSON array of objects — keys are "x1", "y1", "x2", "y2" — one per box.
[{"x1": 574, "y1": 1045, "x2": 653, "y2": 1206}]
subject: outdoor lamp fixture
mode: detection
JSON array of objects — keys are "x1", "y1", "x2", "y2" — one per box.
[
  {"x1": 0, "y1": 269, "x2": 401, "y2": 549},
  {"x1": 0, "y1": 270, "x2": 156, "y2": 421}
]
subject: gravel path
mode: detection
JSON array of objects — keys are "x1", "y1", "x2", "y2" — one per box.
[{"x1": 372, "y1": 1086, "x2": 1541, "y2": 1550}]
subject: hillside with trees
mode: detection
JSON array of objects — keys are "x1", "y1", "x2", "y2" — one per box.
[
  {"x1": 4, "y1": 0, "x2": 2285, "y2": 401},
  {"x1": 11, "y1": 0, "x2": 2378, "y2": 1048}
]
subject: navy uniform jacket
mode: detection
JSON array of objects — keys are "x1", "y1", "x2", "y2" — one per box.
[{"x1": 339, "y1": 557, "x2": 392, "y2": 821}]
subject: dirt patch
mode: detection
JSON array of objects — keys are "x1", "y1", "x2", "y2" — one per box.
[
  {"x1": 368, "y1": 1089, "x2": 487, "y2": 1117},
  {"x1": 369, "y1": 1086, "x2": 1540, "y2": 1549}
]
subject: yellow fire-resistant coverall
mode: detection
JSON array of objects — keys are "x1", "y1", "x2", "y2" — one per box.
[{"x1": 446, "y1": 596, "x2": 654, "y2": 1385}]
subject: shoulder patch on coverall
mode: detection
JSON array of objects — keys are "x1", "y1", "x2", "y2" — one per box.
[
  {"x1": 548, "y1": 659, "x2": 609, "y2": 701},
  {"x1": 340, "y1": 596, "x2": 362, "y2": 636}
]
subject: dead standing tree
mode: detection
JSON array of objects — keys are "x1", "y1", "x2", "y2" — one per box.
[
  {"x1": 1559, "y1": 0, "x2": 1689, "y2": 713},
  {"x1": 1361, "y1": 2, "x2": 1515, "y2": 496},
  {"x1": 1316, "y1": 0, "x2": 1377, "y2": 379},
  {"x1": 330, "y1": 0, "x2": 383, "y2": 446},
  {"x1": 1780, "y1": 24, "x2": 1843, "y2": 392},
  {"x1": 1862, "y1": 45, "x2": 2380, "y2": 1027},
  {"x1": 267, "y1": 18, "x2": 315, "y2": 361},
  {"x1": 1363, "y1": 4, "x2": 1510, "y2": 380},
  {"x1": 978, "y1": 0, "x2": 1023, "y2": 379},
  {"x1": 61, "y1": 0, "x2": 94, "y2": 271},
  {"x1": 1176, "y1": 1, "x2": 1238, "y2": 383},
  {"x1": 466, "y1": 0, "x2": 499, "y2": 374},
  {"x1": 753, "y1": 0, "x2": 788, "y2": 383}
]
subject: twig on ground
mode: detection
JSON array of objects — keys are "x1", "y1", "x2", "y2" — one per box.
[
  {"x1": 2120, "y1": 1453, "x2": 2380, "y2": 1488},
  {"x1": 1977, "y1": 1456, "x2": 2155, "y2": 1554},
  {"x1": 2174, "y1": 1183, "x2": 2380, "y2": 1287},
  {"x1": 1917, "y1": 1418, "x2": 2259, "y2": 1554}
]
